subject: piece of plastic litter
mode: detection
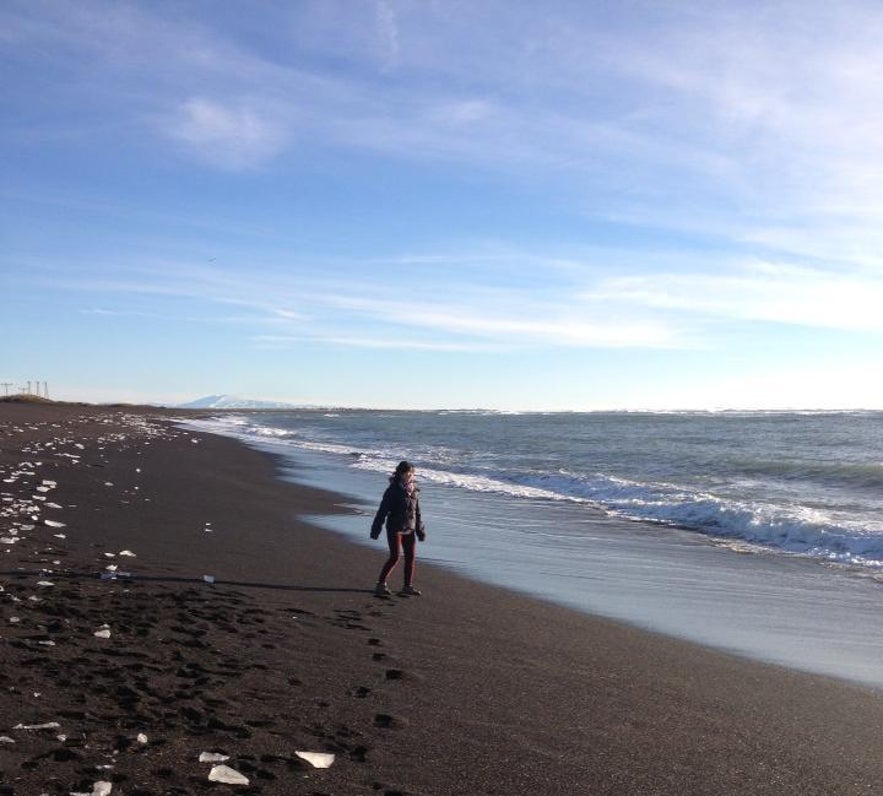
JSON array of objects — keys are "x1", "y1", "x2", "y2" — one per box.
[
  {"x1": 202, "y1": 575, "x2": 216, "y2": 584},
  {"x1": 119, "y1": 550, "x2": 136, "y2": 557},
  {"x1": 0, "y1": 736, "x2": 15, "y2": 744},
  {"x1": 294, "y1": 751, "x2": 336, "y2": 768},
  {"x1": 208, "y1": 764, "x2": 249, "y2": 785},
  {"x1": 37, "y1": 580, "x2": 54, "y2": 587},
  {"x1": 136, "y1": 733, "x2": 148, "y2": 744},
  {"x1": 199, "y1": 751, "x2": 230, "y2": 763},
  {"x1": 44, "y1": 520, "x2": 65, "y2": 528},
  {"x1": 94, "y1": 628, "x2": 111, "y2": 639}
]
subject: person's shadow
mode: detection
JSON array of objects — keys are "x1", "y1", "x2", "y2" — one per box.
[{"x1": 0, "y1": 570, "x2": 372, "y2": 594}]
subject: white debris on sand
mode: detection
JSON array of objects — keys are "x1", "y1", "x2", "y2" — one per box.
[
  {"x1": 136, "y1": 733, "x2": 148, "y2": 744},
  {"x1": 118, "y1": 549, "x2": 136, "y2": 557},
  {"x1": 199, "y1": 751, "x2": 230, "y2": 763},
  {"x1": 70, "y1": 781, "x2": 113, "y2": 796},
  {"x1": 294, "y1": 750, "x2": 336, "y2": 769},
  {"x1": 13, "y1": 721, "x2": 61, "y2": 731},
  {"x1": 208, "y1": 764, "x2": 249, "y2": 785},
  {"x1": 93, "y1": 624, "x2": 111, "y2": 639}
]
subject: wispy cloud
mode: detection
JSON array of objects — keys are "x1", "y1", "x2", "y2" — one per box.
[
  {"x1": 374, "y1": 0, "x2": 400, "y2": 72},
  {"x1": 32, "y1": 249, "x2": 694, "y2": 351},
  {"x1": 9, "y1": 0, "x2": 883, "y2": 253},
  {"x1": 164, "y1": 98, "x2": 289, "y2": 170},
  {"x1": 251, "y1": 334, "x2": 495, "y2": 352},
  {"x1": 6, "y1": 0, "x2": 883, "y2": 384},
  {"x1": 587, "y1": 260, "x2": 883, "y2": 332}
]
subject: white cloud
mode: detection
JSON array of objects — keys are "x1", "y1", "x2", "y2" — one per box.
[
  {"x1": 322, "y1": 291, "x2": 683, "y2": 348},
  {"x1": 587, "y1": 261, "x2": 883, "y2": 332},
  {"x1": 165, "y1": 98, "x2": 289, "y2": 169}
]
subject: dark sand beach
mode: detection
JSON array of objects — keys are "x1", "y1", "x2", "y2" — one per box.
[{"x1": 3, "y1": 402, "x2": 883, "y2": 795}]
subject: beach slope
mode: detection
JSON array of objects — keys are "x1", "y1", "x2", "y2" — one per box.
[{"x1": 2, "y1": 402, "x2": 883, "y2": 795}]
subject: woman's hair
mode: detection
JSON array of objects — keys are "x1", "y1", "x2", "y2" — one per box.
[{"x1": 395, "y1": 460, "x2": 414, "y2": 476}]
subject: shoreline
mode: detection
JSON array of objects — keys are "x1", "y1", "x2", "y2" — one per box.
[
  {"x1": 3, "y1": 403, "x2": 883, "y2": 794},
  {"x1": 192, "y1": 415, "x2": 883, "y2": 692}
]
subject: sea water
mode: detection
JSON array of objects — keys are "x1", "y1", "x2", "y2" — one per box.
[{"x1": 182, "y1": 409, "x2": 883, "y2": 688}]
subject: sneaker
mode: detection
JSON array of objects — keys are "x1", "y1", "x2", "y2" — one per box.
[
  {"x1": 398, "y1": 585, "x2": 422, "y2": 596},
  {"x1": 374, "y1": 582, "x2": 392, "y2": 596}
]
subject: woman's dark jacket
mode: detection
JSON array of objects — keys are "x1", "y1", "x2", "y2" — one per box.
[{"x1": 371, "y1": 477, "x2": 425, "y2": 540}]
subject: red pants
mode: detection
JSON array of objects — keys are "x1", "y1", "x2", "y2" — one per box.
[{"x1": 378, "y1": 529, "x2": 416, "y2": 586}]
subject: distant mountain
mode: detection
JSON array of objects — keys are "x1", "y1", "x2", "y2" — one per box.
[{"x1": 177, "y1": 394, "x2": 303, "y2": 410}]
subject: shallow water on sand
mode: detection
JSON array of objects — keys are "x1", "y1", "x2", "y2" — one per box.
[{"x1": 303, "y1": 451, "x2": 883, "y2": 689}]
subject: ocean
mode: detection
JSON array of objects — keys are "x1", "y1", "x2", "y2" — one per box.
[{"x1": 183, "y1": 409, "x2": 883, "y2": 689}]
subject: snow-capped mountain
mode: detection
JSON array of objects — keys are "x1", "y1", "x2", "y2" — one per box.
[{"x1": 177, "y1": 394, "x2": 303, "y2": 410}]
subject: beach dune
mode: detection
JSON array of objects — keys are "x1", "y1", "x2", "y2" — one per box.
[{"x1": 2, "y1": 402, "x2": 883, "y2": 795}]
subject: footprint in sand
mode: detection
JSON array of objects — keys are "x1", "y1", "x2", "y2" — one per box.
[{"x1": 374, "y1": 713, "x2": 407, "y2": 729}]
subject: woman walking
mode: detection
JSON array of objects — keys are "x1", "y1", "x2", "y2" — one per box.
[{"x1": 370, "y1": 460, "x2": 426, "y2": 596}]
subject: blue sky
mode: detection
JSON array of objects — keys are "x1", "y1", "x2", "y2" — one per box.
[{"x1": 3, "y1": 0, "x2": 883, "y2": 410}]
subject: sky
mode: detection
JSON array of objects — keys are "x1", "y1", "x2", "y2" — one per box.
[{"x1": 3, "y1": 0, "x2": 883, "y2": 410}]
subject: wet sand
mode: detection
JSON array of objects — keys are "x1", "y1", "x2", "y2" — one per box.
[{"x1": 2, "y1": 401, "x2": 883, "y2": 795}]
